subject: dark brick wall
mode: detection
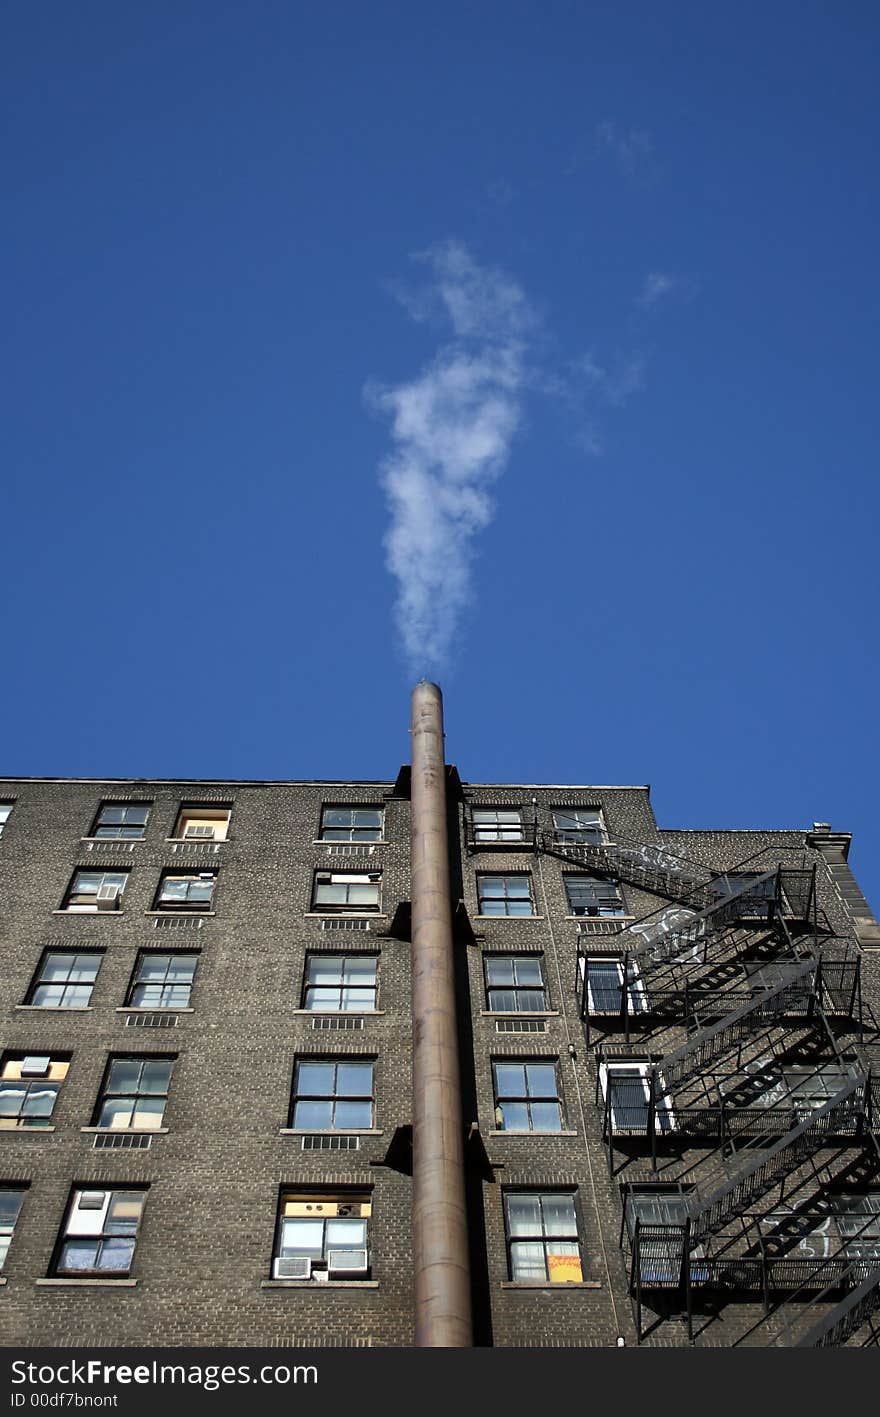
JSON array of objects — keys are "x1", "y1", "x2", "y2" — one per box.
[{"x1": 0, "y1": 776, "x2": 876, "y2": 1347}]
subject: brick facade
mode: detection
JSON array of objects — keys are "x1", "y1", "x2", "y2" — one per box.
[{"x1": 0, "y1": 774, "x2": 877, "y2": 1347}]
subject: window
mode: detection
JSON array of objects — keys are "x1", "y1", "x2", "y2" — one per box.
[
  {"x1": 484, "y1": 955, "x2": 546, "y2": 1013},
  {"x1": 26, "y1": 951, "x2": 103, "y2": 1009},
  {"x1": 53, "y1": 1188, "x2": 146, "y2": 1276},
  {"x1": 624, "y1": 1189, "x2": 697, "y2": 1284},
  {"x1": 89, "y1": 803, "x2": 150, "y2": 840},
  {"x1": 476, "y1": 874, "x2": 534, "y2": 917},
  {"x1": 503, "y1": 1191, "x2": 582, "y2": 1283},
  {"x1": 302, "y1": 954, "x2": 377, "y2": 1012},
  {"x1": 0, "y1": 1053, "x2": 69, "y2": 1129},
  {"x1": 154, "y1": 871, "x2": 216, "y2": 911},
  {"x1": 0, "y1": 1189, "x2": 25, "y2": 1269},
  {"x1": 564, "y1": 874, "x2": 624, "y2": 917},
  {"x1": 94, "y1": 1057, "x2": 174, "y2": 1130},
  {"x1": 319, "y1": 807, "x2": 383, "y2": 842},
  {"x1": 0, "y1": 803, "x2": 13, "y2": 838},
  {"x1": 171, "y1": 804, "x2": 231, "y2": 842},
  {"x1": 290, "y1": 1059, "x2": 374, "y2": 1130},
  {"x1": 126, "y1": 952, "x2": 198, "y2": 1009},
  {"x1": 493, "y1": 1061, "x2": 563, "y2": 1132},
  {"x1": 831, "y1": 1194, "x2": 880, "y2": 1260},
  {"x1": 62, "y1": 869, "x2": 129, "y2": 913},
  {"x1": 552, "y1": 808, "x2": 604, "y2": 844},
  {"x1": 273, "y1": 1190, "x2": 371, "y2": 1280},
  {"x1": 312, "y1": 871, "x2": 381, "y2": 913},
  {"x1": 580, "y1": 957, "x2": 647, "y2": 1014},
  {"x1": 472, "y1": 809, "x2": 524, "y2": 843},
  {"x1": 600, "y1": 1063, "x2": 674, "y2": 1133}
]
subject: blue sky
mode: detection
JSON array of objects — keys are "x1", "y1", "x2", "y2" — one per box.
[{"x1": 3, "y1": 3, "x2": 878, "y2": 904}]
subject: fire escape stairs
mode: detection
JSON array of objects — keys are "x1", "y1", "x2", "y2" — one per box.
[{"x1": 539, "y1": 831, "x2": 712, "y2": 905}]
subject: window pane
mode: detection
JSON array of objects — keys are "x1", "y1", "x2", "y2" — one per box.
[
  {"x1": 42, "y1": 955, "x2": 77, "y2": 982},
  {"x1": 307, "y1": 957, "x2": 343, "y2": 985},
  {"x1": 334, "y1": 1100, "x2": 372, "y2": 1129},
  {"x1": 107, "y1": 1061, "x2": 142, "y2": 1094},
  {"x1": 506, "y1": 900, "x2": 534, "y2": 917},
  {"x1": 315, "y1": 884, "x2": 348, "y2": 904},
  {"x1": 60, "y1": 1240, "x2": 100, "y2": 1272},
  {"x1": 530, "y1": 1102, "x2": 563, "y2": 1132},
  {"x1": 0, "y1": 1192, "x2": 24, "y2": 1226},
  {"x1": 336, "y1": 1063, "x2": 373, "y2": 1096},
  {"x1": 342, "y1": 957, "x2": 376, "y2": 981},
  {"x1": 306, "y1": 988, "x2": 341, "y2": 1010},
  {"x1": 488, "y1": 990, "x2": 517, "y2": 1012},
  {"x1": 485, "y1": 959, "x2": 515, "y2": 986},
  {"x1": 296, "y1": 1063, "x2": 336, "y2": 1096},
  {"x1": 512, "y1": 959, "x2": 543, "y2": 986},
  {"x1": 0, "y1": 1085, "x2": 26, "y2": 1118},
  {"x1": 541, "y1": 1195, "x2": 577, "y2": 1237},
  {"x1": 510, "y1": 1242, "x2": 546, "y2": 1281},
  {"x1": 506, "y1": 1195, "x2": 542, "y2": 1236},
  {"x1": 341, "y1": 987, "x2": 374, "y2": 1011},
  {"x1": 293, "y1": 1101, "x2": 333, "y2": 1129},
  {"x1": 506, "y1": 878, "x2": 531, "y2": 897},
  {"x1": 22, "y1": 1085, "x2": 59, "y2": 1119},
  {"x1": 280, "y1": 1218, "x2": 323, "y2": 1257},
  {"x1": 106, "y1": 1194, "x2": 145, "y2": 1231},
  {"x1": 96, "y1": 1238, "x2": 135, "y2": 1271},
  {"x1": 481, "y1": 901, "x2": 506, "y2": 916},
  {"x1": 525, "y1": 1065, "x2": 557, "y2": 1098},
  {"x1": 69, "y1": 956, "x2": 101, "y2": 982},
  {"x1": 99, "y1": 1099, "x2": 135, "y2": 1129},
  {"x1": 130, "y1": 1099, "x2": 165, "y2": 1129},
  {"x1": 514, "y1": 990, "x2": 545, "y2": 1011},
  {"x1": 346, "y1": 884, "x2": 379, "y2": 906},
  {"x1": 326, "y1": 1218, "x2": 366, "y2": 1248},
  {"x1": 494, "y1": 1065, "x2": 525, "y2": 1098},
  {"x1": 498, "y1": 1102, "x2": 529, "y2": 1131},
  {"x1": 33, "y1": 985, "x2": 65, "y2": 1008},
  {"x1": 167, "y1": 955, "x2": 198, "y2": 980},
  {"x1": 160, "y1": 880, "x2": 189, "y2": 901},
  {"x1": 64, "y1": 985, "x2": 95, "y2": 1007}
]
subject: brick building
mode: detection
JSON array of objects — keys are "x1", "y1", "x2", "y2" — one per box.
[{"x1": 1, "y1": 695, "x2": 879, "y2": 1348}]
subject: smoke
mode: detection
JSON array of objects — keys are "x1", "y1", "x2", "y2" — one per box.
[{"x1": 367, "y1": 241, "x2": 534, "y2": 677}]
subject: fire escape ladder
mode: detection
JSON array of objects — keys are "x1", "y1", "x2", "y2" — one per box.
[
  {"x1": 539, "y1": 831, "x2": 711, "y2": 904},
  {"x1": 687, "y1": 1074, "x2": 870, "y2": 1244},
  {"x1": 656, "y1": 957, "x2": 820, "y2": 1096},
  {"x1": 625, "y1": 870, "x2": 783, "y2": 980},
  {"x1": 791, "y1": 1268, "x2": 880, "y2": 1347}
]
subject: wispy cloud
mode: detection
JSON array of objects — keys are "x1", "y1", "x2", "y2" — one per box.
[
  {"x1": 594, "y1": 120, "x2": 657, "y2": 181},
  {"x1": 637, "y1": 271, "x2": 676, "y2": 308},
  {"x1": 367, "y1": 241, "x2": 533, "y2": 677}
]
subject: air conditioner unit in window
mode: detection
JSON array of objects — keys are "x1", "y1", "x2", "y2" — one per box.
[
  {"x1": 274, "y1": 1256, "x2": 312, "y2": 1280},
  {"x1": 327, "y1": 1249, "x2": 368, "y2": 1277},
  {"x1": 184, "y1": 824, "x2": 215, "y2": 840},
  {"x1": 96, "y1": 885, "x2": 120, "y2": 911}
]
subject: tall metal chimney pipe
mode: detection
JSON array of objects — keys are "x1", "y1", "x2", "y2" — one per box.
[{"x1": 410, "y1": 681, "x2": 473, "y2": 1347}]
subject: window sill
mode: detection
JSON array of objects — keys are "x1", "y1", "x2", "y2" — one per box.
[
  {"x1": 500, "y1": 1281, "x2": 602, "y2": 1290},
  {"x1": 260, "y1": 1280, "x2": 378, "y2": 1290},
  {"x1": 52, "y1": 910, "x2": 124, "y2": 917},
  {"x1": 165, "y1": 838, "x2": 228, "y2": 845},
  {"x1": 116, "y1": 1007, "x2": 195, "y2": 1014},
  {"x1": 279, "y1": 1128, "x2": 384, "y2": 1136},
  {"x1": 80, "y1": 837, "x2": 144, "y2": 845},
  {"x1": 313, "y1": 841, "x2": 388, "y2": 847},
  {"x1": 15, "y1": 1005, "x2": 93, "y2": 1013},
  {"x1": 474, "y1": 915, "x2": 544, "y2": 922},
  {"x1": 80, "y1": 1127, "x2": 169, "y2": 1135},
  {"x1": 302, "y1": 913, "x2": 387, "y2": 921},
  {"x1": 36, "y1": 1278, "x2": 137, "y2": 1288},
  {"x1": 480, "y1": 1010, "x2": 559, "y2": 1018},
  {"x1": 566, "y1": 915, "x2": 633, "y2": 923},
  {"x1": 290, "y1": 1009, "x2": 385, "y2": 1017},
  {"x1": 0, "y1": 1125, "x2": 56, "y2": 1134},
  {"x1": 145, "y1": 910, "x2": 216, "y2": 917},
  {"x1": 488, "y1": 1130, "x2": 578, "y2": 1138}
]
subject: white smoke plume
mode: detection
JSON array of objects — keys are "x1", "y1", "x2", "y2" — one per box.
[{"x1": 367, "y1": 241, "x2": 534, "y2": 677}]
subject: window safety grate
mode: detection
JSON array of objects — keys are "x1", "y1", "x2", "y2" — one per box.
[
  {"x1": 153, "y1": 916, "x2": 204, "y2": 930},
  {"x1": 311, "y1": 1016, "x2": 365, "y2": 1031},
  {"x1": 320, "y1": 918, "x2": 371, "y2": 931},
  {"x1": 301, "y1": 1135, "x2": 360, "y2": 1151},
  {"x1": 125, "y1": 1013, "x2": 179, "y2": 1028},
  {"x1": 577, "y1": 919, "x2": 624, "y2": 936},
  {"x1": 323, "y1": 844, "x2": 376, "y2": 858},
  {"x1": 93, "y1": 1133, "x2": 152, "y2": 1150},
  {"x1": 495, "y1": 1019, "x2": 547, "y2": 1034}
]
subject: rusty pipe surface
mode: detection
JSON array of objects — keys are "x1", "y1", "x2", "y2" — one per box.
[{"x1": 410, "y1": 681, "x2": 473, "y2": 1347}]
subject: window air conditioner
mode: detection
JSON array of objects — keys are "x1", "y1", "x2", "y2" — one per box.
[
  {"x1": 274, "y1": 1257, "x2": 312, "y2": 1280},
  {"x1": 327, "y1": 1249, "x2": 368, "y2": 1277},
  {"x1": 184, "y1": 824, "x2": 215, "y2": 840},
  {"x1": 96, "y1": 885, "x2": 120, "y2": 911}
]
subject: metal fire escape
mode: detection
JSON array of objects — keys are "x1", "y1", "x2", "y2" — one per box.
[{"x1": 558, "y1": 833, "x2": 880, "y2": 1347}]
